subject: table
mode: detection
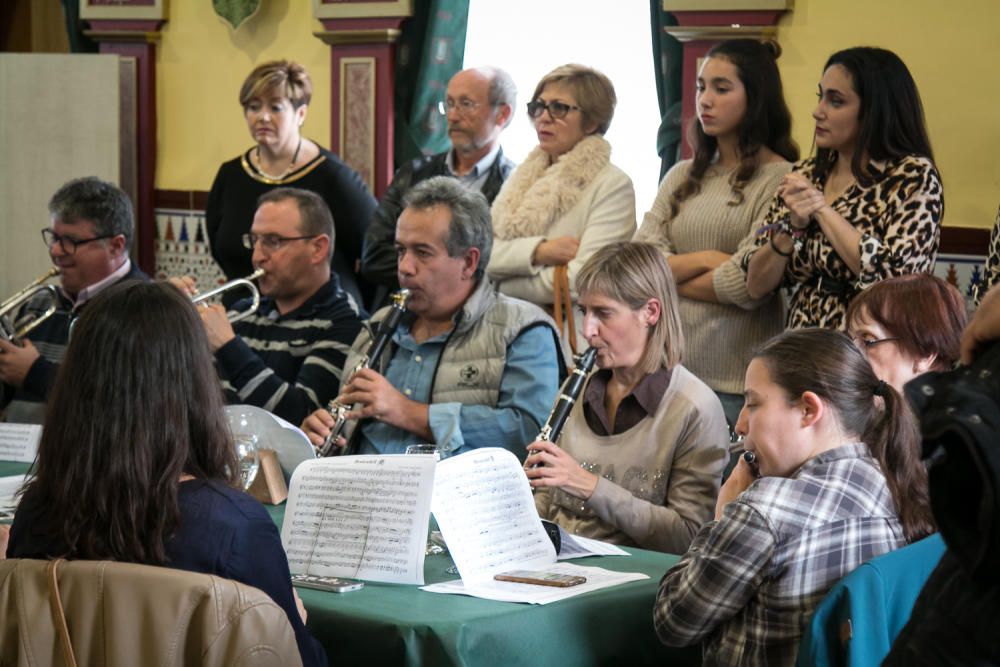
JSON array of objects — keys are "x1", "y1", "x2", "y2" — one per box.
[{"x1": 2, "y1": 461, "x2": 699, "y2": 666}]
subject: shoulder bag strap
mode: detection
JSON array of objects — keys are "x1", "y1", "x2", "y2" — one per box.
[{"x1": 47, "y1": 559, "x2": 79, "y2": 667}]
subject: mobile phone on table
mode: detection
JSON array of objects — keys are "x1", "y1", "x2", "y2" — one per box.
[
  {"x1": 493, "y1": 570, "x2": 587, "y2": 587},
  {"x1": 291, "y1": 573, "x2": 365, "y2": 593}
]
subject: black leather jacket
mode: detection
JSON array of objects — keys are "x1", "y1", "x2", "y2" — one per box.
[
  {"x1": 883, "y1": 342, "x2": 1000, "y2": 665},
  {"x1": 360, "y1": 147, "x2": 515, "y2": 295}
]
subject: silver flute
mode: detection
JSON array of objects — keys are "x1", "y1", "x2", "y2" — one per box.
[{"x1": 318, "y1": 289, "x2": 411, "y2": 456}]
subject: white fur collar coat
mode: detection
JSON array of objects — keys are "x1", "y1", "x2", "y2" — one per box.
[{"x1": 490, "y1": 135, "x2": 612, "y2": 240}]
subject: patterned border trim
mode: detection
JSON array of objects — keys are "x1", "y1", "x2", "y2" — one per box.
[{"x1": 339, "y1": 57, "x2": 376, "y2": 191}]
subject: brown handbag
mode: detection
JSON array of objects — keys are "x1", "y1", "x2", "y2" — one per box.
[{"x1": 552, "y1": 264, "x2": 578, "y2": 356}]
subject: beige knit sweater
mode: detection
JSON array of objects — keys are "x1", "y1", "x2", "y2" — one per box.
[{"x1": 634, "y1": 160, "x2": 789, "y2": 394}]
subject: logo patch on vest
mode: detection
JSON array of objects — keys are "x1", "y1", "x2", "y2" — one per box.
[{"x1": 458, "y1": 364, "x2": 481, "y2": 386}]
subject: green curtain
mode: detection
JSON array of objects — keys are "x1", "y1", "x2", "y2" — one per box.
[
  {"x1": 650, "y1": 2, "x2": 682, "y2": 179},
  {"x1": 393, "y1": 0, "x2": 469, "y2": 167},
  {"x1": 60, "y1": 0, "x2": 98, "y2": 53}
]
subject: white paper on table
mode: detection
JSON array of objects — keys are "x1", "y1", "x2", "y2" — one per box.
[
  {"x1": 0, "y1": 474, "x2": 30, "y2": 519},
  {"x1": 556, "y1": 527, "x2": 630, "y2": 559},
  {"x1": 421, "y1": 562, "x2": 648, "y2": 605},
  {"x1": 431, "y1": 448, "x2": 555, "y2": 583},
  {"x1": 281, "y1": 455, "x2": 436, "y2": 585},
  {"x1": 0, "y1": 424, "x2": 41, "y2": 463}
]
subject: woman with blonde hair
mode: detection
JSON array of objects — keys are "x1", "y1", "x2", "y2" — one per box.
[
  {"x1": 527, "y1": 241, "x2": 729, "y2": 554},
  {"x1": 206, "y1": 59, "x2": 376, "y2": 307},
  {"x1": 488, "y1": 64, "x2": 636, "y2": 351}
]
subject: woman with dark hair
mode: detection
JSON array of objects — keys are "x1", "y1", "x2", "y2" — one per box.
[
  {"x1": 635, "y1": 38, "x2": 798, "y2": 426},
  {"x1": 847, "y1": 273, "x2": 966, "y2": 392},
  {"x1": 207, "y1": 59, "x2": 377, "y2": 307},
  {"x1": 746, "y1": 47, "x2": 944, "y2": 330},
  {"x1": 527, "y1": 242, "x2": 729, "y2": 554},
  {"x1": 655, "y1": 328, "x2": 933, "y2": 666},
  {"x1": 5, "y1": 281, "x2": 326, "y2": 667}
]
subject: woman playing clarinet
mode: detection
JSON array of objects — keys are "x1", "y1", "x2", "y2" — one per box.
[{"x1": 526, "y1": 242, "x2": 729, "y2": 553}]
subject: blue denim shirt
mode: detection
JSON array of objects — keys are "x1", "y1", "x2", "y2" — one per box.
[{"x1": 357, "y1": 322, "x2": 559, "y2": 459}]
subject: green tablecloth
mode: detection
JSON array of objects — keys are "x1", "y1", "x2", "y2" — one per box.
[{"x1": 2, "y1": 461, "x2": 699, "y2": 666}]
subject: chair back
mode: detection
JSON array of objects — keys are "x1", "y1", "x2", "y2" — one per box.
[
  {"x1": 0, "y1": 558, "x2": 303, "y2": 667},
  {"x1": 796, "y1": 533, "x2": 946, "y2": 667}
]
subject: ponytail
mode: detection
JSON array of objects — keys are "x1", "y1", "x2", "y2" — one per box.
[
  {"x1": 864, "y1": 382, "x2": 935, "y2": 542},
  {"x1": 754, "y1": 328, "x2": 934, "y2": 542}
]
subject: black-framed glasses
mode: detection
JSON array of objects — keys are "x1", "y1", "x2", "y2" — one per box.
[
  {"x1": 854, "y1": 336, "x2": 899, "y2": 352},
  {"x1": 437, "y1": 98, "x2": 484, "y2": 116},
  {"x1": 526, "y1": 99, "x2": 580, "y2": 120},
  {"x1": 41, "y1": 228, "x2": 116, "y2": 255},
  {"x1": 242, "y1": 232, "x2": 318, "y2": 252}
]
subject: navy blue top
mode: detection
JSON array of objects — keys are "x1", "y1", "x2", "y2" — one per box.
[{"x1": 7, "y1": 479, "x2": 326, "y2": 667}]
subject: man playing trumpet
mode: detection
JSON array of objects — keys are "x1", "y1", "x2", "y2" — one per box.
[
  {"x1": 1, "y1": 177, "x2": 148, "y2": 424},
  {"x1": 302, "y1": 176, "x2": 562, "y2": 458},
  {"x1": 176, "y1": 188, "x2": 363, "y2": 425}
]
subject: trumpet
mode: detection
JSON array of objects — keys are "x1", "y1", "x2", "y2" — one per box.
[
  {"x1": 0, "y1": 267, "x2": 60, "y2": 341},
  {"x1": 191, "y1": 268, "x2": 266, "y2": 323},
  {"x1": 318, "y1": 288, "x2": 411, "y2": 457}
]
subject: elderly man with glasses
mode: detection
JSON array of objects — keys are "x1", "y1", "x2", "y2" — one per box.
[
  {"x1": 361, "y1": 66, "x2": 517, "y2": 308},
  {"x1": 175, "y1": 187, "x2": 365, "y2": 425},
  {"x1": 1, "y1": 176, "x2": 150, "y2": 424}
]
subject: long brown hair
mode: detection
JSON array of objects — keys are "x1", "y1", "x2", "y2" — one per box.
[
  {"x1": 813, "y1": 47, "x2": 935, "y2": 187},
  {"x1": 753, "y1": 328, "x2": 934, "y2": 542},
  {"x1": 669, "y1": 39, "x2": 799, "y2": 218},
  {"x1": 19, "y1": 281, "x2": 237, "y2": 564}
]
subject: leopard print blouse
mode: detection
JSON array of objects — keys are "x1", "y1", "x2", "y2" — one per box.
[
  {"x1": 745, "y1": 155, "x2": 943, "y2": 330},
  {"x1": 980, "y1": 206, "x2": 1000, "y2": 305}
]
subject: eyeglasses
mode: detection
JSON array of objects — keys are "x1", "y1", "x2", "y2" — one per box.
[
  {"x1": 526, "y1": 99, "x2": 580, "y2": 120},
  {"x1": 242, "y1": 233, "x2": 318, "y2": 252},
  {"x1": 854, "y1": 336, "x2": 899, "y2": 352},
  {"x1": 438, "y1": 98, "x2": 483, "y2": 116},
  {"x1": 41, "y1": 229, "x2": 116, "y2": 255}
]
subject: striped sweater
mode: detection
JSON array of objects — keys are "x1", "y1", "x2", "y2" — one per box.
[{"x1": 217, "y1": 276, "x2": 364, "y2": 424}]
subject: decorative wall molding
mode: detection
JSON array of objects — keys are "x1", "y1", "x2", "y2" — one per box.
[
  {"x1": 80, "y1": 0, "x2": 167, "y2": 21},
  {"x1": 313, "y1": 0, "x2": 410, "y2": 20},
  {"x1": 339, "y1": 57, "x2": 377, "y2": 190},
  {"x1": 82, "y1": 2, "x2": 167, "y2": 276},
  {"x1": 314, "y1": 2, "x2": 412, "y2": 197}
]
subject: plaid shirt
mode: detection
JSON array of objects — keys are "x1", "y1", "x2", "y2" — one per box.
[{"x1": 654, "y1": 442, "x2": 906, "y2": 666}]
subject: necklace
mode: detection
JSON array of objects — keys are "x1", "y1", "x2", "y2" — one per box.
[{"x1": 254, "y1": 136, "x2": 303, "y2": 182}]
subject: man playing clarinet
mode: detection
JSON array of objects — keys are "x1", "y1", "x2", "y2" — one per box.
[{"x1": 301, "y1": 176, "x2": 562, "y2": 458}]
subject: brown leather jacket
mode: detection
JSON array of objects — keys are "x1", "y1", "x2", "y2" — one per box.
[{"x1": 0, "y1": 558, "x2": 304, "y2": 666}]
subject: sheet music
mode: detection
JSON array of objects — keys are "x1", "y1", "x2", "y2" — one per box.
[
  {"x1": 557, "y1": 527, "x2": 630, "y2": 560},
  {"x1": 281, "y1": 455, "x2": 436, "y2": 585},
  {"x1": 421, "y1": 562, "x2": 648, "y2": 604},
  {"x1": 0, "y1": 474, "x2": 30, "y2": 520},
  {"x1": 431, "y1": 448, "x2": 556, "y2": 583},
  {"x1": 0, "y1": 423, "x2": 41, "y2": 463}
]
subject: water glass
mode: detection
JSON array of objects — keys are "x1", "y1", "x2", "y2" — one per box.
[
  {"x1": 234, "y1": 434, "x2": 260, "y2": 490},
  {"x1": 404, "y1": 443, "x2": 440, "y2": 460}
]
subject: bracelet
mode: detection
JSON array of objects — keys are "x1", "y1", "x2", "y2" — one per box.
[
  {"x1": 770, "y1": 234, "x2": 792, "y2": 257},
  {"x1": 779, "y1": 219, "x2": 808, "y2": 239}
]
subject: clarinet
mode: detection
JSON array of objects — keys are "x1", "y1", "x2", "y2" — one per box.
[
  {"x1": 533, "y1": 346, "x2": 598, "y2": 450},
  {"x1": 318, "y1": 289, "x2": 411, "y2": 457}
]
